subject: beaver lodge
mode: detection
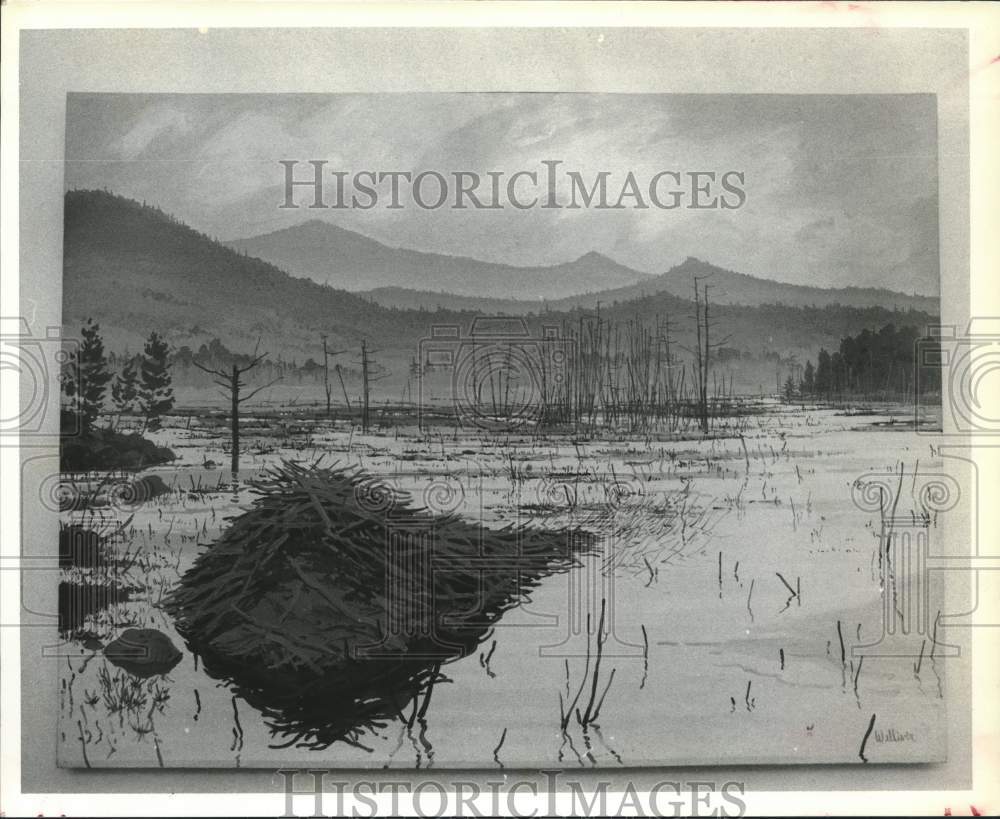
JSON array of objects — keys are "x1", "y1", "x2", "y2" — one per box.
[{"x1": 165, "y1": 460, "x2": 594, "y2": 750}]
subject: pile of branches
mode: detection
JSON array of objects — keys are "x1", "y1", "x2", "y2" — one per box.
[{"x1": 165, "y1": 459, "x2": 593, "y2": 749}]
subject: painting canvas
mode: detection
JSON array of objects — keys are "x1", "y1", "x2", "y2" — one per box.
[{"x1": 55, "y1": 92, "x2": 948, "y2": 768}]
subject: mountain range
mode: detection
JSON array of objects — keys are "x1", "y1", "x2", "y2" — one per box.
[
  {"x1": 227, "y1": 220, "x2": 938, "y2": 313},
  {"x1": 62, "y1": 190, "x2": 939, "y2": 395},
  {"x1": 226, "y1": 221, "x2": 651, "y2": 301}
]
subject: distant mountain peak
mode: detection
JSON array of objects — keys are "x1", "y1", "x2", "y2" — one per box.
[
  {"x1": 576, "y1": 250, "x2": 612, "y2": 263},
  {"x1": 672, "y1": 256, "x2": 717, "y2": 272},
  {"x1": 226, "y1": 224, "x2": 652, "y2": 300},
  {"x1": 296, "y1": 218, "x2": 333, "y2": 232},
  {"x1": 259, "y1": 219, "x2": 356, "y2": 239}
]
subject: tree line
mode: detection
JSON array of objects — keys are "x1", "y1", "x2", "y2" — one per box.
[
  {"x1": 62, "y1": 319, "x2": 175, "y2": 434},
  {"x1": 794, "y1": 323, "x2": 941, "y2": 400},
  {"x1": 61, "y1": 320, "x2": 290, "y2": 478}
]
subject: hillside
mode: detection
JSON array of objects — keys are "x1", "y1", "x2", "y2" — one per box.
[
  {"x1": 357, "y1": 257, "x2": 938, "y2": 315},
  {"x1": 62, "y1": 190, "x2": 477, "y2": 358},
  {"x1": 63, "y1": 190, "x2": 939, "y2": 398},
  {"x1": 355, "y1": 287, "x2": 544, "y2": 314},
  {"x1": 228, "y1": 220, "x2": 937, "y2": 313},
  {"x1": 546, "y1": 256, "x2": 939, "y2": 313},
  {"x1": 225, "y1": 221, "x2": 651, "y2": 300}
]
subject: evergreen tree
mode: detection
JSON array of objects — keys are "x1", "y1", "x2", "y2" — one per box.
[
  {"x1": 814, "y1": 348, "x2": 832, "y2": 396},
  {"x1": 138, "y1": 332, "x2": 174, "y2": 431},
  {"x1": 831, "y1": 351, "x2": 846, "y2": 393},
  {"x1": 783, "y1": 374, "x2": 796, "y2": 401},
  {"x1": 831, "y1": 323, "x2": 922, "y2": 396},
  {"x1": 802, "y1": 360, "x2": 815, "y2": 394},
  {"x1": 62, "y1": 318, "x2": 112, "y2": 433},
  {"x1": 111, "y1": 358, "x2": 139, "y2": 413}
]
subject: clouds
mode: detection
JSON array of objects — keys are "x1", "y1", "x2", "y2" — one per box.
[
  {"x1": 64, "y1": 92, "x2": 939, "y2": 295},
  {"x1": 114, "y1": 103, "x2": 192, "y2": 160}
]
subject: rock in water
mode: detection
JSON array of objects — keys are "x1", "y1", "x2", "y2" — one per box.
[
  {"x1": 104, "y1": 628, "x2": 182, "y2": 677},
  {"x1": 132, "y1": 474, "x2": 171, "y2": 502}
]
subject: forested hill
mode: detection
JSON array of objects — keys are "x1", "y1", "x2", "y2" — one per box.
[
  {"x1": 542, "y1": 256, "x2": 939, "y2": 314},
  {"x1": 358, "y1": 259, "x2": 939, "y2": 316},
  {"x1": 62, "y1": 189, "x2": 479, "y2": 357},
  {"x1": 63, "y1": 190, "x2": 939, "y2": 393}
]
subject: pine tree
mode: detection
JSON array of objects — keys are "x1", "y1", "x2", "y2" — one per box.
[
  {"x1": 814, "y1": 349, "x2": 832, "y2": 396},
  {"x1": 111, "y1": 358, "x2": 139, "y2": 413},
  {"x1": 802, "y1": 360, "x2": 815, "y2": 394},
  {"x1": 62, "y1": 318, "x2": 112, "y2": 433},
  {"x1": 783, "y1": 374, "x2": 796, "y2": 401},
  {"x1": 138, "y1": 332, "x2": 174, "y2": 431}
]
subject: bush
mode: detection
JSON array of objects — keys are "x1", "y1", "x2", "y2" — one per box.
[{"x1": 61, "y1": 423, "x2": 176, "y2": 472}]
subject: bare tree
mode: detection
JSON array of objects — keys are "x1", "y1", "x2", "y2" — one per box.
[
  {"x1": 193, "y1": 343, "x2": 280, "y2": 478},
  {"x1": 682, "y1": 277, "x2": 731, "y2": 433},
  {"x1": 356, "y1": 339, "x2": 390, "y2": 433},
  {"x1": 321, "y1": 334, "x2": 332, "y2": 417},
  {"x1": 682, "y1": 278, "x2": 708, "y2": 433},
  {"x1": 361, "y1": 339, "x2": 370, "y2": 433},
  {"x1": 335, "y1": 363, "x2": 352, "y2": 411},
  {"x1": 320, "y1": 334, "x2": 348, "y2": 418},
  {"x1": 655, "y1": 313, "x2": 677, "y2": 416}
]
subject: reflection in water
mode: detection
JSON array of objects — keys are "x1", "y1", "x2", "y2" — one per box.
[
  {"x1": 166, "y1": 462, "x2": 593, "y2": 751},
  {"x1": 104, "y1": 628, "x2": 183, "y2": 678},
  {"x1": 58, "y1": 521, "x2": 137, "y2": 637},
  {"x1": 59, "y1": 580, "x2": 131, "y2": 635}
]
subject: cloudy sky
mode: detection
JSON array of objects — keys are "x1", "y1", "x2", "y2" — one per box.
[{"x1": 64, "y1": 93, "x2": 939, "y2": 295}]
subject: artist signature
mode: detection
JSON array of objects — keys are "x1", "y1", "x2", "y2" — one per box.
[{"x1": 873, "y1": 728, "x2": 917, "y2": 743}]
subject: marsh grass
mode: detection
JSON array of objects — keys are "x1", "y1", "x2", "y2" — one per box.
[{"x1": 57, "y1": 403, "x2": 941, "y2": 767}]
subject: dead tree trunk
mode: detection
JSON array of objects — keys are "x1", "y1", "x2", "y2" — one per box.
[
  {"x1": 336, "y1": 364, "x2": 352, "y2": 410},
  {"x1": 322, "y1": 335, "x2": 332, "y2": 418},
  {"x1": 687, "y1": 278, "x2": 724, "y2": 435},
  {"x1": 701, "y1": 285, "x2": 711, "y2": 434},
  {"x1": 230, "y1": 363, "x2": 240, "y2": 475},
  {"x1": 193, "y1": 348, "x2": 279, "y2": 483},
  {"x1": 692, "y1": 281, "x2": 707, "y2": 433},
  {"x1": 361, "y1": 339, "x2": 370, "y2": 433},
  {"x1": 320, "y1": 335, "x2": 347, "y2": 419}
]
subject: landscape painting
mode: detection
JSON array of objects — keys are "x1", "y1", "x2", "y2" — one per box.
[{"x1": 55, "y1": 92, "x2": 948, "y2": 768}]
